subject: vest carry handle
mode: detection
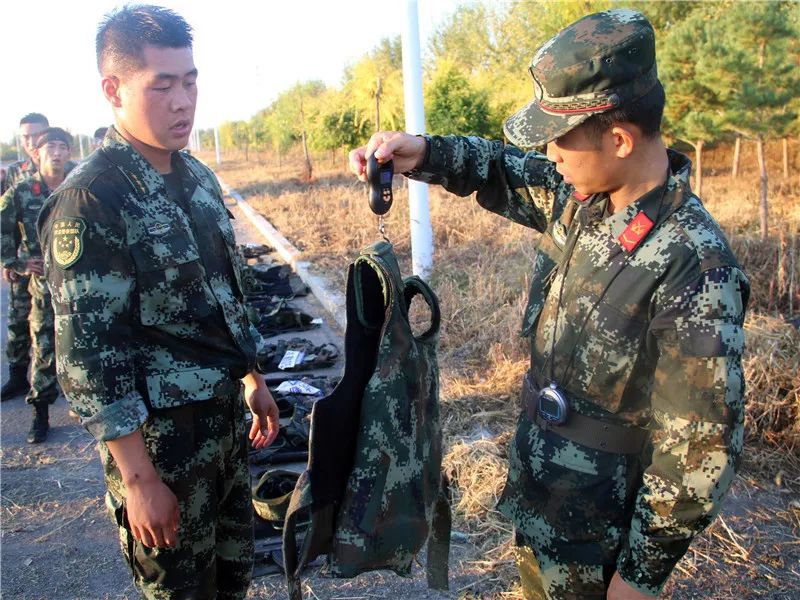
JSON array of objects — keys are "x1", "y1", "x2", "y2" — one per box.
[{"x1": 403, "y1": 275, "x2": 441, "y2": 342}]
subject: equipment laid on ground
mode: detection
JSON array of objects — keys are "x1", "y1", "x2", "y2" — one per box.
[{"x1": 240, "y1": 243, "x2": 342, "y2": 578}]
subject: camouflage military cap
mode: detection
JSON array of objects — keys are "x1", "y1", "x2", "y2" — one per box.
[{"x1": 504, "y1": 9, "x2": 658, "y2": 147}]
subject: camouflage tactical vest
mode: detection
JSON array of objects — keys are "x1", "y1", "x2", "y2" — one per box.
[{"x1": 283, "y1": 241, "x2": 450, "y2": 599}]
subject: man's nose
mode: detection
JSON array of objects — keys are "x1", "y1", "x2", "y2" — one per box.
[
  {"x1": 171, "y1": 86, "x2": 193, "y2": 112},
  {"x1": 546, "y1": 142, "x2": 561, "y2": 163}
]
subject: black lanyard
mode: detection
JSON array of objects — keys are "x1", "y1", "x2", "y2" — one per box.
[
  {"x1": 544, "y1": 207, "x2": 584, "y2": 385},
  {"x1": 544, "y1": 173, "x2": 670, "y2": 387}
]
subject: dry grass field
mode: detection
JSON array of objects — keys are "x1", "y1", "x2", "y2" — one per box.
[{"x1": 198, "y1": 138, "x2": 799, "y2": 598}]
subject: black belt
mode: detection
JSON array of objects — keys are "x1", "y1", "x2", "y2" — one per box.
[{"x1": 521, "y1": 372, "x2": 648, "y2": 455}]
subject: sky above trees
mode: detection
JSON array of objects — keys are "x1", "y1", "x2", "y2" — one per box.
[{"x1": 1, "y1": 0, "x2": 456, "y2": 138}]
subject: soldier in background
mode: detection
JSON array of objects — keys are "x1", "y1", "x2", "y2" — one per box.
[
  {"x1": 350, "y1": 9, "x2": 749, "y2": 600},
  {"x1": 38, "y1": 6, "x2": 279, "y2": 598},
  {"x1": 0, "y1": 128, "x2": 71, "y2": 442},
  {"x1": 2, "y1": 113, "x2": 49, "y2": 195},
  {"x1": 1, "y1": 112, "x2": 49, "y2": 401},
  {"x1": 91, "y1": 126, "x2": 108, "y2": 151}
]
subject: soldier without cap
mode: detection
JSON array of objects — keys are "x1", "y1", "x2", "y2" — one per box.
[
  {"x1": 0, "y1": 112, "x2": 49, "y2": 401},
  {"x1": 37, "y1": 6, "x2": 280, "y2": 598},
  {"x1": 2, "y1": 113, "x2": 49, "y2": 196},
  {"x1": 351, "y1": 10, "x2": 749, "y2": 600},
  {"x1": 91, "y1": 126, "x2": 108, "y2": 152}
]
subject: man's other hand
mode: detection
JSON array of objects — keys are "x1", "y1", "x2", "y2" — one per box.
[
  {"x1": 3, "y1": 268, "x2": 18, "y2": 282},
  {"x1": 105, "y1": 431, "x2": 179, "y2": 549},
  {"x1": 24, "y1": 258, "x2": 44, "y2": 276},
  {"x1": 126, "y1": 474, "x2": 180, "y2": 549},
  {"x1": 348, "y1": 131, "x2": 427, "y2": 182},
  {"x1": 243, "y1": 371, "x2": 279, "y2": 449},
  {"x1": 607, "y1": 572, "x2": 654, "y2": 600}
]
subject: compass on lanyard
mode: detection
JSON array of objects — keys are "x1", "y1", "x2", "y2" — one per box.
[{"x1": 366, "y1": 154, "x2": 394, "y2": 240}]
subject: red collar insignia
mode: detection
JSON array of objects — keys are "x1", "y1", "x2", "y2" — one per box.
[
  {"x1": 31, "y1": 181, "x2": 42, "y2": 195},
  {"x1": 618, "y1": 211, "x2": 654, "y2": 252},
  {"x1": 22, "y1": 161, "x2": 30, "y2": 170}
]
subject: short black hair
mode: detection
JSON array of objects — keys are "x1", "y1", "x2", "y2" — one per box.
[
  {"x1": 583, "y1": 80, "x2": 665, "y2": 145},
  {"x1": 20, "y1": 113, "x2": 49, "y2": 127},
  {"x1": 93, "y1": 127, "x2": 109, "y2": 140},
  {"x1": 35, "y1": 127, "x2": 73, "y2": 149},
  {"x1": 96, "y1": 4, "x2": 193, "y2": 74}
]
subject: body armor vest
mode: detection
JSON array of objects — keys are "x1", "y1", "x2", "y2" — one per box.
[{"x1": 283, "y1": 241, "x2": 450, "y2": 599}]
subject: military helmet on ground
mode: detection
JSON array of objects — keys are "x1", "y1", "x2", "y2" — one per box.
[{"x1": 252, "y1": 468, "x2": 300, "y2": 523}]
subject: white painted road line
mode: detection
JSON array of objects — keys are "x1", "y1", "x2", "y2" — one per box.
[{"x1": 220, "y1": 180, "x2": 347, "y2": 331}]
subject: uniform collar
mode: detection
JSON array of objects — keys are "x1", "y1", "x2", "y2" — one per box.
[
  {"x1": 592, "y1": 149, "x2": 692, "y2": 248},
  {"x1": 101, "y1": 126, "x2": 197, "y2": 200},
  {"x1": 31, "y1": 171, "x2": 49, "y2": 194}
]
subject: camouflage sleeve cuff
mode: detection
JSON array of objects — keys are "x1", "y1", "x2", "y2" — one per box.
[
  {"x1": 615, "y1": 530, "x2": 679, "y2": 596},
  {"x1": 403, "y1": 135, "x2": 433, "y2": 180},
  {"x1": 82, "y1": 392, "x2": 149, "y2": 442},
  {"x1": 403, "y1": 134, "x2": 502, "y2": 197},
  {"x1": 249, "y1": 322, "x2": 268, "y2": 373}
]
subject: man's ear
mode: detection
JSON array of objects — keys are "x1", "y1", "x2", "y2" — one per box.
[
  {"x1": 611, "y1": 125, "x2": 636, "y2": 159},
  {"x1": 101, "y1": 75, "x2": 123, "y2": 108}
]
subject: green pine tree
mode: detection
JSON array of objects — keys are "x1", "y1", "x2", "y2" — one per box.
[
  {"x1": 699, "y1": 1, "x2": 799, "y2": 239},
  {"x1": 659, "y1": 3, "x2": 728, "y2": 197}
]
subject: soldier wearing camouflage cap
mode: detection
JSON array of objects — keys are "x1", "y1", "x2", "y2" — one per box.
[
  {"x1": 1, "y1": 128, "x2": 73, "y2": 442},
  {"x1": 37, "y1": 6, "x2": 280, "y2": 598},
  {"x1": 350, "y1": 9, "x2": 748, "y2": 600}
]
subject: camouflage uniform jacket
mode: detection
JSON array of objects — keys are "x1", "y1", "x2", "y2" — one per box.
[
  {"x1": 37, "y1": 127, "x2": 265, "y2": 442},
  {"x1": 3, "y1": 158, "x2": 77, "y2": 195},
  {"x1": 2, "y1": 158, "x2": 37, "y2": 195},
  {"x1": 408, "y1": 135, "x2": 749, "y2": 593},
  {"x1": 0, "y1": 171, "x2": 50, "y2": 273}
]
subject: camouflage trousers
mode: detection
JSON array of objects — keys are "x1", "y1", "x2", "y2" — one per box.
[
  {"x1": 497, "y1": 412, "x2": 645, "y2": 599},
  {"x1": 27, "y1": 276, "x2": 57, "y2": 407},
  {"x1": 5, "y1": 274, "x2": 31, "y2": 371},
  {"x1": 101, "y1": 387, "x2": 254, "y2": 600},
  {"x1": 514, "y1": 534, "x2": 616, "y2": 600}
]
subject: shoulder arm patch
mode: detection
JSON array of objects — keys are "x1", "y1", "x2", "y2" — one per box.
[{"x1": 52, "y1": 217, "x2": 86, "y2": 269}]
